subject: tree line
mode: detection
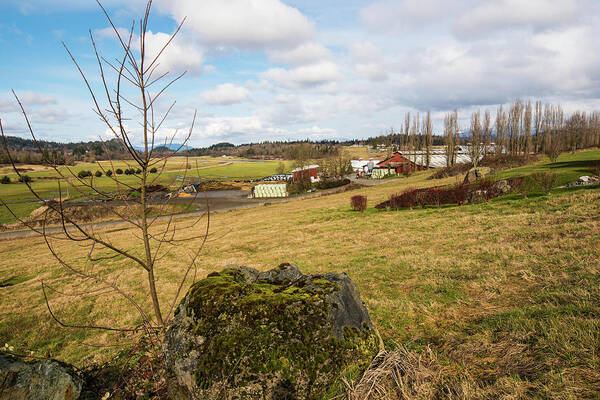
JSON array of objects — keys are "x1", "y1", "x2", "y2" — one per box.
[
  {"x1": 449, "y1": 100, "x2": 600, "y2": 167},
  {"x1": 376, "y1": 100, "x2": 600, "y2": 169}
]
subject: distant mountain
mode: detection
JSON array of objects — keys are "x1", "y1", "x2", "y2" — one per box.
[{"x1": 133, "y1": 143, "x2": 192, "y2": 152}]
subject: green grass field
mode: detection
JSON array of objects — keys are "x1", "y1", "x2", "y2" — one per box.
[
  {"x1": 0, "y1": 157, "x2": 292, "y2": 224},
  {"x1": 0, "y1": 150, "x2": 599, "y2": 398}
]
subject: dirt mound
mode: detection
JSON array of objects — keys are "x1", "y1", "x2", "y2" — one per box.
[{"x1": 195, "y1": 181, "x2": 253, "y2": 191}]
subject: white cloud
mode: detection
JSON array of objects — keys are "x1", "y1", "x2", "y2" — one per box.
[
  {"x1": 350, "y1": 41, "x2": 387, "y2": 81},
  {"x1": 263, "y1": 61, "x2": 342, "y2": 88},
  {"x1": 201, "y1": 83, "x2": 251, "y2": 105},
  {"x1": 0, "y1": 91, "x2": 57, "y2": 112},
  {"x1": 361, "y1": 0, "x2": 460, "y2": 32},
  {"x1": 296, "y1": 125, "x2": 337, "y2": 139},
  {"x1": 268, "y1": 42, "x2": 331, "y2": 66},
  {"x1": 143, "y1": 31, "x2": 206, "y2": 75},
  {"x1": 159, "y1": 0, "x2": 315, "y2": 49},
  {"x1": 454, "y1": 0, "x2": 587, "y2": 38},
  {"x1": 94, "y1": 28, "x2": 207, "y2": 76}
]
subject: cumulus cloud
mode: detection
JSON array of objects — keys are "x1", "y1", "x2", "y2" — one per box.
[
  {"x1": 454, "y1": 0, "x2": 587, "y2": 38},
  {"x1": 361, "y1": 0, "x2": 460, "y2": 32},
  {"x1": 96, "y1": 27, "x2": 207, "y2": 76},
  {"x1": 263, "y1": 61, "x2": 342, "y2": 88},
  {"x1": 268, "y1": 42, "x2": 331, "y2": 66},
  {"x1": 0, "y1": 91, "x2": 57, "y2": 112},
  {"x1": 159, "y1": 0, "x2": 314, "y2": 49},
  {"x1": 144, "y1": 31, "x2": 206, "y2": 75},
  {"x1": 201, "y1": 83, "x2": 251, "y2": 105},
  {"x1": 350, "y1": 41, "x2": 387, "y2": 81}
]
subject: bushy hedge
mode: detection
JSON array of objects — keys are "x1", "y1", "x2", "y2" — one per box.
[
  {"x1": 77, "y1": 170, "x2": 93, "y2": 178},
  {"x1": 316, "y1": 178, "x2": 350, "y2": 190},
  {"x1": 376, "y1": 178, "x2": 523, "y2": 210},
  {"x1": 429, "y1": 154, "x2": 541, "y2": 180}
]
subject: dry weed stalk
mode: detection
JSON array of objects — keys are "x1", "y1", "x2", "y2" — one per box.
[{"x1": 345, "y1": 347, "x2": 445, "y2": 400}]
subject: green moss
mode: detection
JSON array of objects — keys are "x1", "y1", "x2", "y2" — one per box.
[{"x1": 183, "y1": 268, "x2": 379, "y2": 399}]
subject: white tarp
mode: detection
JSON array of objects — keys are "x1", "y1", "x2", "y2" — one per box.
[{"x1": 371, "y1": 169, "x2": 396, "y2": 179}]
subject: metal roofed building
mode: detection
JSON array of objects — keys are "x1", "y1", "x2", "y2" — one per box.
[
  {"x1": 377, "y1": 151, "x2": 480, "y2": 173},
  {"x1": 291, "y1": 164, "x2": 320, "y2": 183}
]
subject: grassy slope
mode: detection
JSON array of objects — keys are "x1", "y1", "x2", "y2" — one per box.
[{"x1": 0, "y1": 150, "x2": 599, "y2": 397}]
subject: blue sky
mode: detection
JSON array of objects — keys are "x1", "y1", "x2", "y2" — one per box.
[{"x1": 1, "y1": 0, "x2": 600, "y2": 147}]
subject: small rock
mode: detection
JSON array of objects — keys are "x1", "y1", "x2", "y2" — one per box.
[{"x1": 0, "y1": 352, "x2": 83, "y2": 400}]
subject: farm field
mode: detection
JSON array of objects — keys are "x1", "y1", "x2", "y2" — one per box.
[
  {"x1": 0, "y1": 156, "x2": 293, "y2": 225},
  {"x1": 0, "y1": 150, "x2": 599, "y2": 397}
]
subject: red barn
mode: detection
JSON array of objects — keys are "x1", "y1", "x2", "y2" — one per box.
[
  {"x1": 292, "y1": 164, "x2": 319, "y2": 182},
  {"x1": 377, "y1": 152, "x2": 424, "y2": 173}
]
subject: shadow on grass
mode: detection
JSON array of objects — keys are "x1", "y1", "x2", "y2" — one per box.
[
  {"x1": 547, "y1": 159, "x2": 597, "y2": 171},
  {"x1": 0, "y1": 275, "x2": 30, "y2": 288}
]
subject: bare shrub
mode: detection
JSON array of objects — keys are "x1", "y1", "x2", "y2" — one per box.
[
  {"x1": 532, "y1": 172, "x2": 558, "y2": 194},
  {"x1": 480, "y1": 153, "x2": 540, "y2": 170},
  {"x1": 428, "y1": 163, "x2": 472, "y2": 180},
  {"x1": 517, "y1": 176, "x2": 535, "y2": 198},
  {"x1": 590, "y1": 160, "x2": 600, "y2": 177},
  {"x1": 351, "y1": 195, "x2": 367, "y2": 212}
]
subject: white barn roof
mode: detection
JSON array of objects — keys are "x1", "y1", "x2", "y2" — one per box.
[{"x1": 291, "y1": 164, "x2": 319, "y2": 173}]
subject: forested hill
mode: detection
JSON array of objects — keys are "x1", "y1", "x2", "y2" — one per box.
[
  {"x1": 0, "y1": 136, "x2": 128, "y2": 165},
  {"x1": 0, "y1": 136, "x2": 348, "y2": 164},
  {"x1": 186, "y1": 140, "x2": 342, "y2": 159}
]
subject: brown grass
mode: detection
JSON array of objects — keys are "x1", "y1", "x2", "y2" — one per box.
[{"x1": 1, "y1": 163, "x2": 599, "y2": 398}]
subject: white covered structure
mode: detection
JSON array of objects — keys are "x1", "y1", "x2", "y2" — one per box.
[
  {"x1": 397, "y1": 151, "x2": 480, "y2": 168},
  {"x1": 252, "y1": 183, "x2": 288, "y2": 198},
  {"x1": 351, "y1": 159, "x2": 380, "y2": 174}
]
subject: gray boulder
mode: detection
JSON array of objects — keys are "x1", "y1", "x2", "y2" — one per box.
[
  {"x1": 163, "y1": 263, "x2": 381, "y2": 400},
  {"x1": 464, "y1": 166, "x2": 492, "y2": 183},
  {"x1": 496, "y1": 179, "x2": 512, "y2": 193},
  {"x1": 0, "y1": 352, "x2": 82, "y2": 400}
]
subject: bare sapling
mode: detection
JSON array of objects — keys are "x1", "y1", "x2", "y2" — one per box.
[{"x1": 0, "y1": 0, "x2": 209, "y2": 344}]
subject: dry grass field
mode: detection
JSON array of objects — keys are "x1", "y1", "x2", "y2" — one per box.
[{"x1": 1, "y1": 150, "x2": 599, "y2": 398}]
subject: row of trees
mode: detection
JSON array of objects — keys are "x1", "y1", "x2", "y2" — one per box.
[
  {"x1": 379, "y1": 112, "x2": 436, "y2": 168},
  {"x1": 375, "y1": 101, "x2": 600, "y2": 170},
  {"x1": 460, "y1": 100, "x2": 600, "y2": 166}
]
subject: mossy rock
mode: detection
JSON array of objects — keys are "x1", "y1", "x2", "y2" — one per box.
[
  {"x1": 163, "y1": 263, "x2": 380, "y2": 399},
  {"x1": 0, "y1": 351, "x2": 83, "y2": 400},
  {"x1": 463, "y1": 166, "x2": 492, "y2": 183}
]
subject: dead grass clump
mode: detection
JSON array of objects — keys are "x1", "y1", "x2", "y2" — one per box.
[
  {"x1": 428, "y1": 163, "x2": 473, "y2": 180},
  {"x1": 345, "y1": 348, "x2": 441, "y2": 400},
  {"x1": 480, "y1": 154, "x2": 540, "y2": 170},
  {"x1": 351, "y1": 195, "x2": 367, "y2": 212},
  {"x1": 346, "y1": 346, "x2": 539, "y2": 400}
]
